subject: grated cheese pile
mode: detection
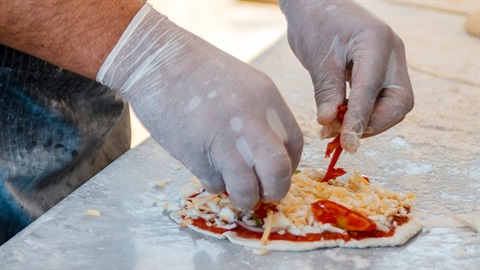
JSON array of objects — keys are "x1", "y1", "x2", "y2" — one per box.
[{"x1": 179, "y1": 168, "x2": 416, "y2": 238}]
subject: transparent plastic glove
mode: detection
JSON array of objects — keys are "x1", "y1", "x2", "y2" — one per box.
[
  {"x1": 279, "y1": 0, "x2": 414, "y2": 152},
  {"x1": 97, "y1": 4, "x2": 303, "y2": 210}
]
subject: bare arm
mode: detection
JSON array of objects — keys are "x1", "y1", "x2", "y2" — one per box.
[{"x1": 0, "y1": 0, "x2": 145, "y2": 79}]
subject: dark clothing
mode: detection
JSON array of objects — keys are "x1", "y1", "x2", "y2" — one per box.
[{"x1": 0, "y1": 45, "x2": 131, "y2": 245}]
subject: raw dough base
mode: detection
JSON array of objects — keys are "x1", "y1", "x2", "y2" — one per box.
[{"x1": 170, "y1": 211, "x2": 423, "y2": 251}]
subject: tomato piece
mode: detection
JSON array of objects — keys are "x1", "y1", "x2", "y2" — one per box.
[
  {"x1": 311, "y1": 200, "x2": 377, "y2": 231},
  {"x1": 325, "y1": 136, "x2": 341, "y2": 158},
  {"x1": 322, "y1": 102, "x2": 348, "y2": 182},
  {"x1": 326, "y1": 167, "x2": 347, "y2": 179},
  {"x1": 322, "y1": 140, "x2": 346, "y2": 182},
  {"x1": 188, "y1": 193, "x2": 201, "y2": 199},
  {"x1": 337, "y1": 104, "x2": 348, "y2": 121},
  {"x1": 362, "y1": 175, "x2": 370, "y2": 183}
]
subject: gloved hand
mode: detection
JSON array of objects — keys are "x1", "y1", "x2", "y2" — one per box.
[
  {"x1": 97, "y1": 4, "x2": 303, "y2": 210},
  {"x1": 279, "y1": 0, "x2": 414, "y2": 152}
]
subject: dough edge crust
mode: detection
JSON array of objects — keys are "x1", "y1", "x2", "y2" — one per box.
[{"x1": 170, "y1": 210, "x2": 423, "y2": 251}]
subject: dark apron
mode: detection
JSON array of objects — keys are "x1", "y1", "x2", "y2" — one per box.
[{"x1": 0, "y1": 45, "x2": 131, "y2": 245}]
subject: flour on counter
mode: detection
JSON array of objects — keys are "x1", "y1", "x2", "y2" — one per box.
[
  {"x1": 323, "y1": 250, "x2": 371, "y2": 269},
  {"x1": 453, "y1": 214, "x2": 480, "y2": 232}
]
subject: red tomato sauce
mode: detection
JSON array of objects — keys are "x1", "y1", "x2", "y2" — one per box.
[
  {"x1": 189, "y1": 216, "x2": 408, "y2": 242},
  {"x1": 190, "y1": 218, "x2": 229, "y2": 235}
]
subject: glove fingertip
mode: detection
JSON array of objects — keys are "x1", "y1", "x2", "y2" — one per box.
[
  {"x1": 340, "y1": 131, "x2": 361, "y2": 153},
  {"x1": 320, "y1": 120, "x2": 341, "y2": 139},
  {"x1": 317, "y1": 102, "x2": 341, "y2": 126},
  {"x1": 201, "y1": 180, "x2": 226, "y2": 195},
  {"x1": 229, "y1": 191, "x2": 260, "y2": 211},
  {"x1": 253, "y1": 151, "x2": 292, "y2": 202}
]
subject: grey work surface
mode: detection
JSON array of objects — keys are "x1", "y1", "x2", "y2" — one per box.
[{"x1": 1, "y1": 4, "x2": 480, "y2": 269}]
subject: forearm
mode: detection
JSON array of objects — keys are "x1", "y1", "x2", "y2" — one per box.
[{"x1": 0, "y1": 0, "x2": 144, "y2": 79}]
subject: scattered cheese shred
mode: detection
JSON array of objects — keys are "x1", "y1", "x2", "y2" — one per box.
[
  {"x1": 191, "y1": 194, "x2": 219, "y2": 204},
  {"x1": 180, "y1": 219, "x2": 193, "y2": 227},
  {"x1": 260, "y1": 210, "x2": 274, "y2": 245},
  {"x1": 250, "y1": 248, "x2": 270, "y2": 256},
  {"x1": 87, "y1": 209, "x2": 101, "y2": 217},
  {"x1": 157, "y1": 180, "x2": 167, "y2": 188},
  {"x1": 163, "y1": 201, "x2": 169, "y2": 210}
]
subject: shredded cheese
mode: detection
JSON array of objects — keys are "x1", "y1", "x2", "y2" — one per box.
[
  {"x1": 260, "y1": 210, "x2": 274, "y2": 245},
  {"x1": 87, "y1": 209, "x2": 101, "y2": 217},
  {"x1": 177, "y1": 168, "x2": 416, "y2": 239},
  {"x1": 180, "y1": 219, "x2": 193, "y2": 227},
  {"x1": 163, "y1": 201, "x2": 169, "y2": 210}
]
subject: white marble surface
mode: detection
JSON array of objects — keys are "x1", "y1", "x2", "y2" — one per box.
[{"x1": 0, "y1": 135, "x2": 477, "y2": 269}]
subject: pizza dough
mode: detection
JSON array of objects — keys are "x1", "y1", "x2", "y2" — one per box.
[
  {"x1": 170, "y1": 169, "x2": 423, "y2": 251},
  {"x1": 170, "y1": 210, "x2": 422, "y2": 251}
]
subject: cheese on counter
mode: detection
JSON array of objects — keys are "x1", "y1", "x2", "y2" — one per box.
[{"x1": 87, "y1": 209, "x2": 101, "y2": 217}]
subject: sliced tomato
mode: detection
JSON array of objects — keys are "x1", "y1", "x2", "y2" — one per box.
[
  {"x1": 310, "y1": 201, "x2": 337, "y2": 224},
  {"x1": 311, "y1": 200, "x2": 377, "y2": 232}
]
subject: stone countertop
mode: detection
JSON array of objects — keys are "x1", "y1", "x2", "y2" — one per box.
[{"x1": 0, "y1": 1, "x2": 478, "y2": 269}]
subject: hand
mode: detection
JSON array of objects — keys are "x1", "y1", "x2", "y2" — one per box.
[
  {"x1": 97, "y1": 4, "x2": 304, "y2": 210},
  {"x1": 279, "y1": 0, "x2": 414, "y2": 152}
]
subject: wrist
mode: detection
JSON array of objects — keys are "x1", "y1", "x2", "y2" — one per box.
[
  {"x1": 97, "y1": 3, "x2": 162, "y2": 88},
  {"x1": 97, "y1": 3, "x2": 202, "y2": 97}
]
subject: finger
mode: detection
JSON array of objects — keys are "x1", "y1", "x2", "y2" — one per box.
[
  {"x1": 320, "y1": 119, "x2": 341, "y2": 139},
  {"x1": 220, "y1": 135, "x2": 293, "y2": 209},
  {"x1": 340, "y1": 92, "x2": 378, "y2": 153},
  {"x1": 315, "y1": 79, "x2": 346, "y2": 127},
  {"x1": 206, "y1": 131, "x2": 261, "y2": 210},
  {"x1": 223, "y1": 168, "x2": 261, "y2": 211},
  {"x1": 341, "y1": 35, "x2": 393, "y2": 152},
  {"x1": 318, "y1": 61, "x2": 352, "y2": 139},
  {"x1": 285, "y1": 131, "x2": 303, "y2": 175},
  {"x1": 215, "y1": 139, "x2": 261, "y2": 210},
  {"x1": 245, "y1": 123, "x2": 296, "y2": 203},
  {"x1": 363, "y1": 62, "x2": 414, "y2": 137},
  {"x1": 181, "y1": 151, "x2": 226, "y2": 194},
  {"x1": 211, "y1": 129, "x2": 295, "y2": 210},
  {"x1": 361, "y1": 91, "x2": 410, "y2": 138},
  {"x1": 311, "y1": 36, "x2": 348, "y2": 129},
  {"x1": 254, "y1": 145, "x2": 293, "y2": 202},
  {"x1": 265, "y1": 105, "x2": 304, "y2": 175}
]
